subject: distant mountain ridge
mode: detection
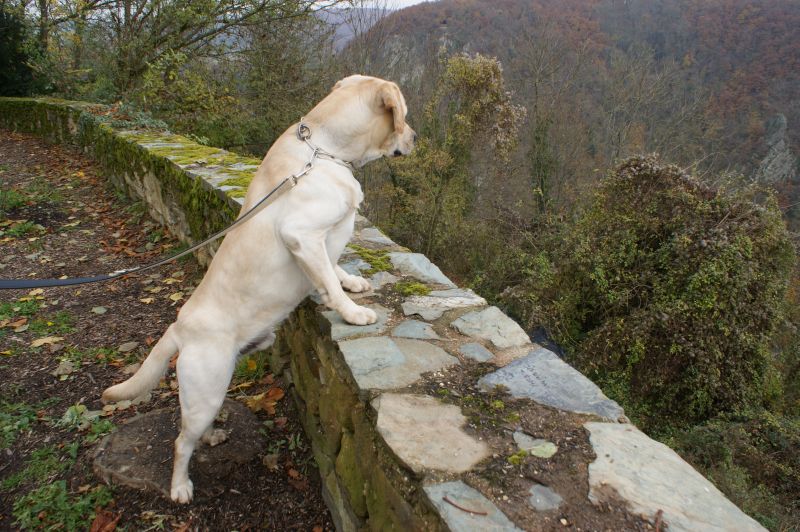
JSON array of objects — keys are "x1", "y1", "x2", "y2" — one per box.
[{"x1": 356, "y1": 0, "x2": 799, "y2": 180}]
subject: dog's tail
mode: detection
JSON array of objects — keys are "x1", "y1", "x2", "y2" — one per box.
[{"x1": 102, "y1": 325, "x2": 179, "y2": 403}]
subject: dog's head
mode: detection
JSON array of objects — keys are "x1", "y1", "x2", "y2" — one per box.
[{"x1": 313, "y1": 75, "x2": 416, "y2": 167}]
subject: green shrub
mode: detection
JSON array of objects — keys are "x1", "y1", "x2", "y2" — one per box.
[
  {"x1": 525, "y1": 156, "x2": 795, "y2": 431},
  {"x1": 670, "y1": 409, "x2": 800, "y2": 530}
]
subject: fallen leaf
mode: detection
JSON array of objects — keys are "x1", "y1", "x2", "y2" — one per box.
[
  {"x1": 168, "y1": 291, "x2": 184, "y2": 302},
  {"x1": 14, "y1": 324, "x2": 29, "y2": 333},
  {"x1": 1, "y1": 350, "x2": 13, "y2": 356},
  {"x1": 287, "y1": 468, "x2": 300, "y2": 479},
  {"x1": 313, "y1": 526, "x2": 323, "y2": 532},
  {"x1": 91, "y1": 306, "x2": 108, "y2": 314},
  {"x1": 89, "y1": 510, "x2": 122, "y2": 532},
  {"x1": 9, "y1": 318, "x2": 28, "y2": 328},
  {"x1": 139, "y1": 297, "x2": 154, "y2": 304},
  {"x1": 246, "y1": 359, "x2": 257, "y2": 371},
  {"x1": 31, "y1": 336, "x2": 64, "y2": 348},
  {"x1": 28, "y1": 288, "x2": 44, "y2": 296},
  {"x1": 243, "y1": 386, "x2": 285, "y2": 414},
  {"x1": 145, "y1": 336, "x2": 155, "y2": 346}
]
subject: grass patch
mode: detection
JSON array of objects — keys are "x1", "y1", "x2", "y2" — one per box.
[
  {"x1": 395, "y1": 280, "x2": 431, "y2": 296},
  {"x1": 348, "y1": 244, "x2": 392, "y2": 275},
  {"x1": 2, "y1": 443, "x2": 78, "y2": 490},
  {"x1": 0, "y1": 300, "x2": 42, "y2": 320},
  {"x1": 234, "y1": 350, "x2": 270, "y2": 383},
  {"x1": 1, "y1": 402, "x2": 39, "y2": 449},
  {"x1": 1, "y1": 399, "x2": 59, "y2": 448},
  {"x1": 0, "y1": 189, "x2": 26, "y2": 217},
  {"x1": 2, "y1": 221, "x2": 45, "y2": 238},
  {"x1": 12, "y1": 481, "x2": 112, "y2": 530},
  {"x1": 23, "y1": 176, "x2": 64, "y2": 205},
  {"x1": 29, "y1": 311, "x2": 75, "y2": 335}
]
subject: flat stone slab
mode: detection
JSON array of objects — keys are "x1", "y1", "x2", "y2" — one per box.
[
  {"x1": 401, "y1": 289, "x2": 486, "y2": 320},
  {"x1": 392, "y1": 320, "x2": 440, "y2": 340},
  {"x1": 424, "y1": 481, "x2": 522, "y2": 531},
  {"x1": 339, "y1": 258, "x2": 372, "y2": 276},
  {"x1": 338, "y1": 337, "x2": 458, "y2": 390},
  {"x1": 459, "y1": 343, "x2": 494, "y2": 362},
  {"x1": 323, "y1": 304, "x2": 391, "y2": 341},
  {"x1": 388, "y1": 252, "x2": 456, "y2": 287},
  {"x1": 586, "y1": 422, "x2": 766, "y2": 532},
  {"x1": 93, "y1": 400, "x2": 262, "y2": 499},
  {"x1": 451, "y1": 306, "x2": 530, "y2": 349},
  {"x1": 528, "y1": 484, "x2": 563, "y2": 512},
  {"x1": 369, "y1": 271, "x2": 398, "y2": 290},
  {"x1": 513, "y1": 431, "x2": 557, "y2": 458},
  {"x1": 478, "y1": 348, "x2": 625, "y2": 421},
  {"x1": 357, "y1": 227, "x2": 396, "y2": 246},
  {"x1": 374, "y1": 395, "x2": 489, "y2": 474}
]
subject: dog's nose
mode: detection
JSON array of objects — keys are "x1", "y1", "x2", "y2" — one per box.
[
  {"x1": 393, "y1": 149, "x2": 402, "y2": 157},
  {"x1": 413, "y1": 133, "x2": 418, "y2": 143}
]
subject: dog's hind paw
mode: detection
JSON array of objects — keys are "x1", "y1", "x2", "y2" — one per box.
[
  {"x1": 341, "y1": 304, "x2": 378, "y2": 326},
  {"x1": 170, "y1": 479, "x2": 194, "y2": 503}
]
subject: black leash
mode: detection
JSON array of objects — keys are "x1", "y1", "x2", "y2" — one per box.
[
  {"x1": 0, "y1": 178, "x2": 292, "y2": 290},
  {"x1": 0, "y1": 121, "x2": 352, "y2": 290}
]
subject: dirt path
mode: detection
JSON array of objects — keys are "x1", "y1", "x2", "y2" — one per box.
[{"x1": 0, "y1": 130, "x2": 332, "y2": 530}]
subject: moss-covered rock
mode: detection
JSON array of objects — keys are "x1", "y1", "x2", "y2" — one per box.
[{"x1": 335, "y1": 431, "x2": 368, "y2": 517}]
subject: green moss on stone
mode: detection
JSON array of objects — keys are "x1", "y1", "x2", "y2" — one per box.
[
  {"x1": 348, "y1": 244, "x2": 392, "y2": 275},
  {"x1": 335, "y1": 431, "x2": 368, "y2": 517},
  {"x1": 395, "y1": 281, "x2": 431, "y2": 296}
]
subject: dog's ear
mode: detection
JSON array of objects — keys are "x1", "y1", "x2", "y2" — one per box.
[{"x1": 378, "y1": 82, "x2": 405, "y2": 134}]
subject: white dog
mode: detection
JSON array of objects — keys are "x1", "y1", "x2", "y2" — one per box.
[{"x1": 102, "y1": 75, "x2": 416, "y2": 503}]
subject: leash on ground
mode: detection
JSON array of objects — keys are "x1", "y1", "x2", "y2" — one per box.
[{"x1": 0, "y1": 121, "x2": 352, "y2": 290}]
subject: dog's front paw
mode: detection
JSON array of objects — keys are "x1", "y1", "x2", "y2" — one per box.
[
  {"x1": 171, "y1": 479, "x2": 194, "y2": 503},
  {"x1": 341, "y1": 304, "x2": 378, "y2": 326},
  {"x1": 342, "y1": 274, "x2": 372, "y2": 293}
]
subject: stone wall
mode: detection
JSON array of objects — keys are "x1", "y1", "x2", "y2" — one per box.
[{"x1": 0, "y1": 97, "x2": 766, "y2": 532}]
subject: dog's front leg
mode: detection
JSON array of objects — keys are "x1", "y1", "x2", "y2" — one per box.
[{"x1": 281, "y1": 226, "x2": 377, "y2": 325}]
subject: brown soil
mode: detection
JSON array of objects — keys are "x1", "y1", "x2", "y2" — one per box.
[{"x1": 0, "y1": 130, "x2": 333, "y2": 530}]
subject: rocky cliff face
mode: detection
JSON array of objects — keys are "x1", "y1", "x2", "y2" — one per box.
[{"x1": 755, "y1": 114, "x2": 798, "y2": 184}]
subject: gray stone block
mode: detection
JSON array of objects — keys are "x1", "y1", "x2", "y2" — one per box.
[
  {"x1": 424, "y1": 481, "x2": 522, "y2": 531},
  {"x1": 388, "y1": 252, "x2": 456, "y2": 287},
  {"x1": 338, "y1": 337, "x2": 458, "y2": 391},
  {"x1": 528, "y1": 485, "x2": 563, "y2": 512},
  {"x1": 478, "y1": 348, "x2": 625, "y2": 421},
  {"x1": 374, "y1": 395, "x2": 489, "y2": 474},
  {"x1": 459, "y1": 343, "x2": 494, "y2": 362},
  {"x1": 401, "y1": 289, "x2": 486, "y2": 320},
  {"x1": 586, "y1": 422, "x2": 766, "y2": 532},
  {"x1": 392, "y1": 320, "x2": 440, "y2": 340},
  {"x1": 451, "y1": 306, "x2": 530, "y2": 349}
]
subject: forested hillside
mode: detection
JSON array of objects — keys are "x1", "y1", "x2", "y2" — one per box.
[{"x1": 359, "y1": 0, "x2": 799, "y2": 192}]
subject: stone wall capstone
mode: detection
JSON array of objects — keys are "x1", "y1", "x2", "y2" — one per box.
[{"x1": 0, "y1": 97, "x2": 766, "y2": 532}]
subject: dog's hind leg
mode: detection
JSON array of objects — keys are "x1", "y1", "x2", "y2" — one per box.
[
  {"x1": 102, "y1": 324, "x2": 179, "y2": 403},
  {"x1": 170, "y1": 341, "x2": 236, "y2": 503}
]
